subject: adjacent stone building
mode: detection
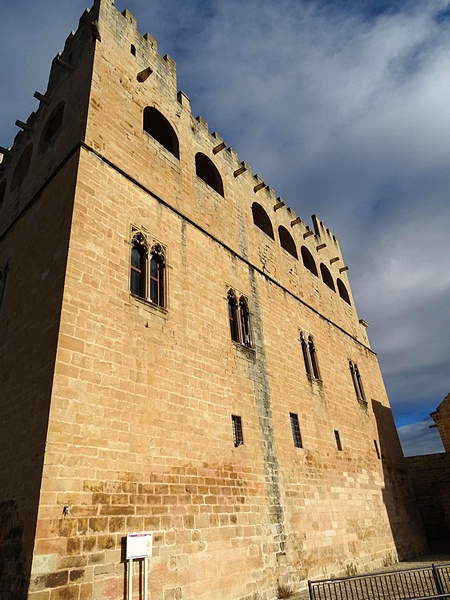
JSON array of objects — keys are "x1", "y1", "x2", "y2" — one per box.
[
  {"x1": 0, "y1": 1, "x2": 426, "y2": 598},
  {"x1": 406, "y1": 395, "x2": 450, "y2": 551}
]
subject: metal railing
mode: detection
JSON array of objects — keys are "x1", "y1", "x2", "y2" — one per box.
[{"x1": 308, "y1": 563, "x2": 450, "y2": 600}]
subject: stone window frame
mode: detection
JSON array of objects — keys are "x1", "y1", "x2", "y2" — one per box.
[
  {"x1": 130, "y1": 228, "x2": 167, "y2": 310},
  {"x1": 300, "y1": 331, "x2": 321, "y2": 381},
  {"x1": 227, "y1": 287, "x2": 253, "y2": 349},
  {"x1": 349, "y1": 360, "x2": 366, "y2": 404},
  {"x1": 289, "y1": 412, "x2": 303, "y2": 449},
  {"x1": 231, "y1": 414, "x2": 244, "y2": 447}
]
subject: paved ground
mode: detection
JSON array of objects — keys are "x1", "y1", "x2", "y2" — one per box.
[{"x1": 290, "y1": 553, "x2": 450, "y2": 600}]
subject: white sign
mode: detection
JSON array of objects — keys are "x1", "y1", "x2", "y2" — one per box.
[{"x1": 126, "y1": 532, "x2": 153, "y2": 560}]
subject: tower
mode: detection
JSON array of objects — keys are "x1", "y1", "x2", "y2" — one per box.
[{"x1": 0, "y1": 1, "x2": 425, "y2": 598}]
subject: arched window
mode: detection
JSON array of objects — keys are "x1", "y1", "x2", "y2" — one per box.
[
  {"x1": 0, "y1": 179, "x2": 6, "y2": 207},
  {"x1": 143, "y1": 107, "x2": 179, "y2": 159},
  {"x1": 301, "y1": 332, "x2": 320, "y2": 380},
  {"x1": 301, "y1": 246, "x2": 318, "y2": 276},
  {"x1": 278, "y1": 226, "x2": 298, "y2": 259},
  {"x1": 349, "y1": 361, "x2": 365, "y2": 402},
  {"x1": 251, "y1": 202, "x2": 274, "y2": 239},
  {"x1": 320, "y1": 263, "x2": 335, "y2": 291},
  {"x1": 239, "y1": 296, "x2": 252, "y2": 348},
  {"x1": 149, "y1": 244, "x2": 165, "y2": 307},
  {"x1": 130, "y1": 232, "x2": 148, "y2": 299},
  {"x1": 130, "y1": 232, "x2": 166, "y2": 308},
  {"x1": 195, "y1": 153, "x2": 224, "y2": 196},
  {"x1": 308, "y1": 335, "x2": 320, "y2": 380},
  {"x1": 11, "y1": 144, "x2": 33, "y2": 190},
  {"x1": 337, "y1": 279, "x2": 351, "y2": 304},
  {"x1": 40, "y1": 102, "x2": 64, "y2": 148},
  {"x1": 0, "y1": 262, "x2": 9, "y2": 310},
  {"x1": 227, "y1": 289, "x2": 239, "y2": 342}
]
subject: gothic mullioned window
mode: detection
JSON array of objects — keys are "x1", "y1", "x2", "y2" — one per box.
[
  {"x1": 130, "y1": 231, "x2": 166, "y2": 308},
  {"x1": 227, "y1": 289, "x2": 253, "y2": 348},
  {"x1": 301, "y1": 332, "x2": 320, "y2": 380},
  {"x1": 349, "y1": 360, "x2": 365, "y2": 403}
]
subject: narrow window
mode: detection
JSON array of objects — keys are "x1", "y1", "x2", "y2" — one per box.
[
  {"x1": 227, "y1": 289, "x2": 239, "y2": 343},
  {"x1": 301, "y1": 332, "x2": 320, "y2": 380},
  {"x1": 320, "y1": 263, "x2": 335, "y2": 291},
  {"x1": 290, "y1": 413, "x2": 303, "y2": 448},
  {"x1": 301, "y1": 246, "x2": 318, "y2": 276},
  {"x1": 251, "y1": 202, "x2": 274, "y2": 239},
  {"x1": 143, "y1": 107, "x2": 180, "y2": 159},
  {"x1": 301, "y1": 333, "x2": 312, "y2": 378},
  {"x1": 0, "y1": 262, "x2": 9, "y2": 310},
  {"x1": 349, "y1": 361, "x2": 365, "y2": 402},
  {"x1": 337, "y1": 279, "x2": 351, "y2": 305},
  {"x1": 308, "y1": 336, "x2": 320, "y2": 380},
  {"x1": 232, "y1": 415, "x2": 244, "y2": 447},
  {"x1": 239, "y1": 296, "x2": 252, "y2": 348},
  {"x1": 0, "y1": 179, "x2": 6, "y2": 207},
  {"x1": 374, "y1": 439, "x2": 381, "y2": 459},
  {"x1": 334, "y1": 430, "x2": 342, "y2": 451},
  {"x1": 149, "y1": 244, "x2": 165, "y2": 307},
  {"x1": 195, "y1": 153, "x2": 224, "y2": 196},
  {"x1": 278, "y1": 226, "x2": 298, "y2": 259},
  {"x1": 130, "y1": 232, "x2": 147, "y2": 298},
  {"x1": 131, "y1": 44, "x2": 136, "y2": 56}
]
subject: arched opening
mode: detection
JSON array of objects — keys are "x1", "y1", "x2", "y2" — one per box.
[
  {"x1": 130, "y1": 232, "x2": 148, "y2": 299},
  {"x1": 227, "y1": 289, "x2": 239, "y2": 342},
  {"x1": 251, "y1": 202, "x2": 274, "y2": 239},
  {"x1": 149, "y1": 244, "x2": 165, "y2": 307},
  {"x1": 239, "y1": 296, "x2": 252, "y2": 348},
  {"x1": 143, "y1": 107, "x2": 179, "y2": 159},
  {"x1": 11, "y1": 144, "x2": 33, "y2": 190},
  {"x1": 195, "y1": 153, "x2": 224, "y2": 196},
  {"x1": 337, "y1": 279, "x2": 351, "y2": 304},
  {"x1": 40, "y1": 102, "x2": 65, "y2": 148},
  {"x1": 278, "y1": 226, "x2": 298, "y2": 259},
  {"x1": 301, "y1": 246, "x2": 318, "y2": 276},
  {"x1": 320, "y1": 263, "x2": 335, "y2": 291},
  {"x1": 0, "y1": 179, "x2": 6, "y2": 207}
]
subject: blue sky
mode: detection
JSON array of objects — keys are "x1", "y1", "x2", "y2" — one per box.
[{"x1": 1, "y1": 0, "x2": 449, "y2": 456}]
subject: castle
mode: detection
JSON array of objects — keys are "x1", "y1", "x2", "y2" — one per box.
[{"x1": 0, "y1": 1, "x2": 426, "y2": 598}]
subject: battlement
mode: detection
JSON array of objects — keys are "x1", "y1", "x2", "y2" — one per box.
[{"x1": 0, "y1": 0, "x2": 348, "y2": 304}]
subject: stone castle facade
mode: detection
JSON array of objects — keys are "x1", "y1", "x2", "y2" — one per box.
[{"x1": 0, "y1": 1, "x2": 425, "y2": 598}]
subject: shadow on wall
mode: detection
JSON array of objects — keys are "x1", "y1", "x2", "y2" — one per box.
[
  {"x1": 372, "y1": 399, "x2": 428, "y2": 560},
  {"x1": 0, "y1": 160, "x2": 78, "y2": 598}
]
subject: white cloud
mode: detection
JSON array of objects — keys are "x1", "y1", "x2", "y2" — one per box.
[{"x1": 398, "y1": 420, "x2": 445, "y2": 456}]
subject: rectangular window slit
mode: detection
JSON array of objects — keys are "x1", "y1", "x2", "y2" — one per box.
[
  {"x1": 289, "y1": 412, "x2": 303, "y2": 448},
  {"x1": 374, "y1": 439, "x2": 381, "y2": 459},
  {"x1": 232, "y1": 415, "x2": 244, "y2": 447},
  {"x1": 334, "y1": 430, "x2": 342, "y2": 451}
]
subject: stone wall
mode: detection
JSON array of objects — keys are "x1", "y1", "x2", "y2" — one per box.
[{"x1": 0, "y1": 0, "x2": 426, "y2": 598}]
